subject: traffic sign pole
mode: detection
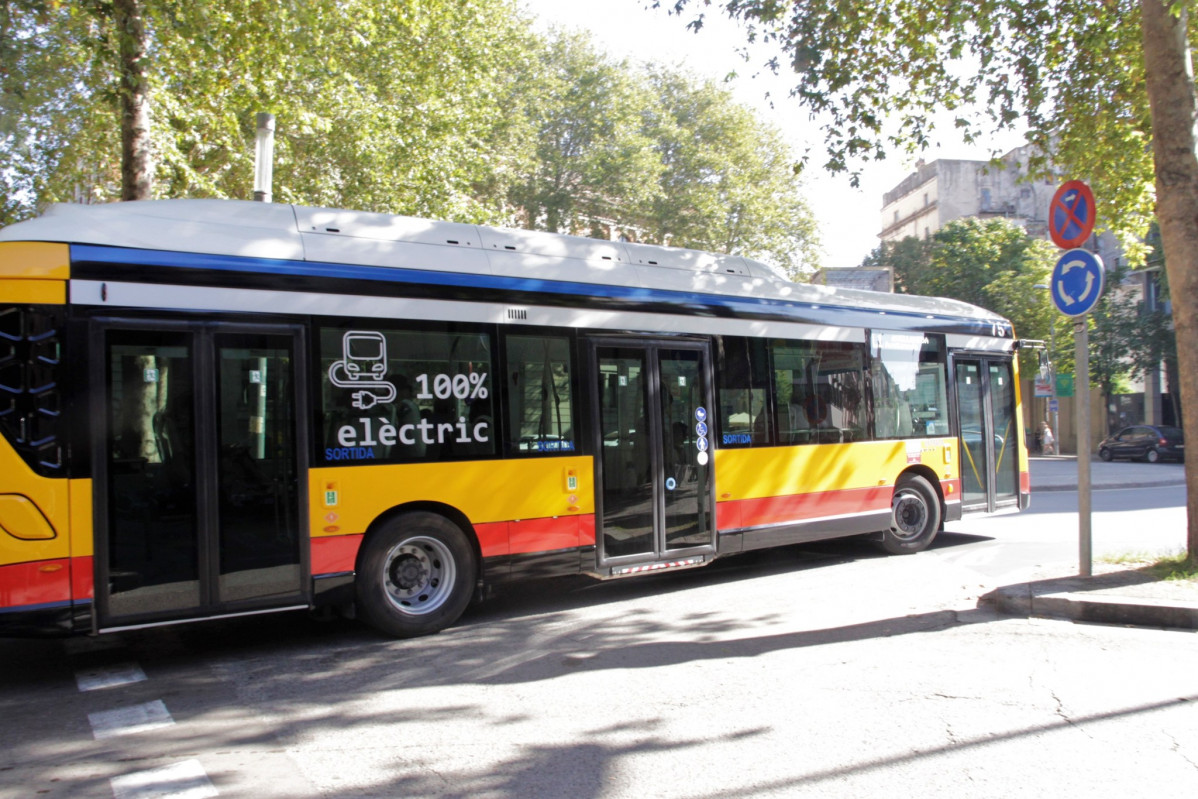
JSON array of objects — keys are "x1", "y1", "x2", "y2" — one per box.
[
  {"x1": 1075, "y1": 319, "x2": 1092, "y2": 576},
  {"x1": 1048, "y1": 180, "x2": 1100, "y2": 578}
]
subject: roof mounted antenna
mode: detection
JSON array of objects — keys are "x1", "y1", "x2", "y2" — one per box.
[{"x1": 253, "y1": 112, "x2": 275, "y2": 203}]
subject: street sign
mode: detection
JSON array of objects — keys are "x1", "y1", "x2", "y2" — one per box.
[
  {"x1": 1056, "y1": 373, "x2": 1074, "y2": 397},
  {"x1": 1034, "y1": 377, "x2": 1053, "y2": 397},
  {"x1": 1049, "y1": 398, "x2": 1059, "y2": 413},
  {"x1": 1048, "y1": 180, "x2": 1096, "y2": 249},
  {"x1": 1051, "y1": 249, "x2": 1105, "y2": 316}
]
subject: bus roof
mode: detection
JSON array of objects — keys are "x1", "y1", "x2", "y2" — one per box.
[{"x1": 0, "y1": 199, "x2": 1004, "y2": 324}]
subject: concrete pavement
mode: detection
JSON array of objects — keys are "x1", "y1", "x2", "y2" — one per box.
[{"x1": 984, "y1": 455, "x2": 1198, "y2": 629}]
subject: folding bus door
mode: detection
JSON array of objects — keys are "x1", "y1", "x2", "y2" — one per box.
[
  {"x1": 591, "y1": 339, "x2": 715, "y2": 569},
  {"x1": 93, "y1": 321, "x2": 308, "y2": 629},
  {"x1": 954, "y1": 357, "x2": 1019, "y2": 513}
]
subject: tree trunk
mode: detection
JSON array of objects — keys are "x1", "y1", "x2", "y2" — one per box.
[
  {"x1": 1141, "y1": 0, "x2": 1198, "y2": 563},
  {"x1": 114, "y1": 0, "x2": 152, "y2": 201}
]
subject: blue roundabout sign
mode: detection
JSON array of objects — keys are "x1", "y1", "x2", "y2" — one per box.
[{"x1": 1050, "y1": 249, "x2": 1105, "y2": 317}]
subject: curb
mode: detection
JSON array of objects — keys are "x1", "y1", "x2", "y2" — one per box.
[
  {"x1": 985, "y1": 585, "x2": 1198, "y2": 630},
  {"x1": 1031, "y1": 480, "x2": 1187, "y2": 493}
]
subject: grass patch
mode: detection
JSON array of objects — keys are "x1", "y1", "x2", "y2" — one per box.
[{"x1": 1099, "y1": 550, "x2": 1198, "y2": 581}]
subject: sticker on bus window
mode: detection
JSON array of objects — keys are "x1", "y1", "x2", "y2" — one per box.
[
  {"x1": 328, "y1": 330, "x2": 397, "y2": 410},
  {"x1": 695, "y1": 407, "x2": 707, "y2": 423}
]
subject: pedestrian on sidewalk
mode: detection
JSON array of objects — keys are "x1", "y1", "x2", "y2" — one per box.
[{"x1": 1038, "y1": 421, "x2": 1056, "y2": 455}]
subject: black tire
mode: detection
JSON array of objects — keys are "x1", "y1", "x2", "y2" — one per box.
[
  {"x1": 1146, "y1": 447, "x2": 1160, "y2": 463},
  {"x1": 355, "y1": 511, "x2": 477, "y2": 638},
  {"x1": 878, "y1": 474, "x2": 941, "y2": 555},
  {"x1": 1098, "y1": 447, "x2": 1113, "y2": 462}
]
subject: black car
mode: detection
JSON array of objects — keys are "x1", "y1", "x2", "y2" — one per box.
[{"x1": 1098, "y1": 424, "x2": 1185, "y2": 463}]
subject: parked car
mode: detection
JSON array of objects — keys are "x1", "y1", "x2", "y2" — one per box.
[{"x1": 1098, "y1": 424, "x2": 1184, "y2": 463}]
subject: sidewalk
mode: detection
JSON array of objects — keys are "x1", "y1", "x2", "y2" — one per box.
[{"x1": 983, "y1": 455, "x2": 1198, "y2": 630}]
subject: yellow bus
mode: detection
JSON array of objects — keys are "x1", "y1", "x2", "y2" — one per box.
[{"x1": 0, "y1": 200, "x2": 1028, "y2": 638}]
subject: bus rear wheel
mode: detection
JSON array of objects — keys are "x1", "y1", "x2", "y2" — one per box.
[
  {"x1": 356, "y1": 512, "x2": 476, "y2": 638},
  {"x1": 878, "y1": 474, "x2": 941, "y2": 555}
]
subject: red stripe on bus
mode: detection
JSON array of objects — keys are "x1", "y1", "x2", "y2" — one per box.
[
  {"x1": 312, "y1": 514, "x2": 598, "y2": 574},
  {"x1": 1020, "y1": 471, "x2": 1030, "y2": 493},
  {"x1": 477, "y1": 515, "x2": 596, "y2": 558},
  {"x1": 311, "y1": 534, "x2": 364, "y2": 575},
  {"x1": 0, "y1": 559, "x2": 72, "y2": 608},
  {"x1": 717, "y1": 485, "x2": 893, "y2": 531},
  {"x1": 511, "y1": 515, "x2": 595, "y2": 555},
  {"x1": 72, "y1": 556, "x2": 94, "y2": 600}
]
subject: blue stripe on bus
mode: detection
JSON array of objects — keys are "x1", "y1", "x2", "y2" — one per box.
[
  {"x1": 71, "y1": 244, "x2": 1005, "y2": 334},
  {"x1": 0, "y1": 598, "x2": 77, "y2": 614}
]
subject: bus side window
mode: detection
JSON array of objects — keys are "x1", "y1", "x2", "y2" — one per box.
[
  {"x1": 870, "y1": 333, "x2": 949, "y2": 439},
  {"x1": 504, "y1": 334, "x2": 576, "y2": 455},
  {"x1": 318, "y1": 325, "x2": 496, "y2": 464},
  {"x1": 717, "y1": 337, "x2": 770, "y2": 447},
  {"x1": 770, "y1": 339, "x2": 866, "y2": 445}
]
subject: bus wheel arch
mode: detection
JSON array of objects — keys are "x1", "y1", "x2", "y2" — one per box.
[
  {"x1": 354, "y1": 503, "x2": 480, "y2": 638},
  {"x1": 876, "y1": 469, "x2": 942, "y2": 555}
]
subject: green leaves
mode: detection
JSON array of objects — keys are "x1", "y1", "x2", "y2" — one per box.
[
  {"x1": 2, "y1": 1, "x2": 819, "y2": 274},
  {"x1": 665, "y1": 0, "x2": 1163, "y2": 250}
]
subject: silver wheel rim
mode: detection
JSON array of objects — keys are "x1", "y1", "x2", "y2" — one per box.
[
  {"x1": 891, "y1": 489, "x2": 928, "y2": 541},
  {"x1": 382, "y1": 535, "x2": 456, "y2": 616}
]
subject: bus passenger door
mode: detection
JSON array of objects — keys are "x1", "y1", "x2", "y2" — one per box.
[
  {"x1": 954, "y1": 357, "x2": 1019, "y2": 513},
  {"x1": 94, "y1": 323, "x2": 307, "y2": 629},
  {"x1": 590, "y1": 340, "x2": 715, "y2": 570}
]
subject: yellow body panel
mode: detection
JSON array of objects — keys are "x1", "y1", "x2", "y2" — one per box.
[
  {"x1": 0, "y1": 440, "x2": 71, "y2": 565},
  {"x1": 309, "y1": 455, "x2": 594, "y2": 537},
  {"x1": 0, "y1": 495, "x2": 55, "y2": 539},
  {"x1": 714, "y1": 438, "x2": 960, "y2": 501},
  {"x1": 69, "y1": 479, "x2": 94, "y2": 558},
  {"x1": 0, "y1": 278, "x2": 65, "y2": 304},
  {"x1": 1012, "y1": 355, "x2": 1029, "y2": 474},
  {"x1": 0, "y1": 242, "x2": 70, "y2": 280}
]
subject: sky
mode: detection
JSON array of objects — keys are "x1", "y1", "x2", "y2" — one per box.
[{"x1": 517, "y1": 0, "x2": 1026, "y2": 270}]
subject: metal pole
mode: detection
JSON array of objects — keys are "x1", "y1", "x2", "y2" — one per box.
[
  {"x1": 1050, "y1": 316, "x2": 1059, "y2": 454},
  {"x1": 1075, "y1": 317, "x2": 1092, "y2": 576},
  {"x1": 253, "y1": 112, "x2": 275, "y2": 203}
]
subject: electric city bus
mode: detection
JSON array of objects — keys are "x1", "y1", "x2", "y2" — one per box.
[{"x1": 0, "y1": 200, "x2": 1029, "y2": 638}]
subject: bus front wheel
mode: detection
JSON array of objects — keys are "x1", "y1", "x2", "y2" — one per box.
[
  {"x1": 356, "y1": 512, "x2": 477, "y2": 637},
  {"x1": 878, "y1": 475, "x2": 941, "y2": 555}
]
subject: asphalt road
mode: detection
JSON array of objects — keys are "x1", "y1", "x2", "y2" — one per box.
[{"x1": 1, "y1": 485, "x2": 1195, "y2": 798}]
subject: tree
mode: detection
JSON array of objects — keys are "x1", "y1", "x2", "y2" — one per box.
[
  {"x1": 504, "y1": 33, "x2": 819, "y2": 274},
  {"x1": 1087, "y1": 265, "x2": 1142, "y2": 433},
  {"x1": 637, "y1": 66, "x2": 819, "y2": 274},
  {"x1": 505, "y1": 31, "x2": 662, "y2": 234},
  {"x1": 663, "y1": 0, "x2": 1198, "y2": 564},
  {"x1": 1, "y1": 0, "x2": 535, "y2": 223}
]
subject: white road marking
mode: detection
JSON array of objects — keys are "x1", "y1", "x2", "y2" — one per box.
[
  {"x1": 88, "y1": 699, "x2": 175, "y2": 740},
  {"x1": 75, "y1": 662, "x2": 147, "y2": 692},
  {"x1": 110, "y1": 759, "x2": 218, "y2": 799}
]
